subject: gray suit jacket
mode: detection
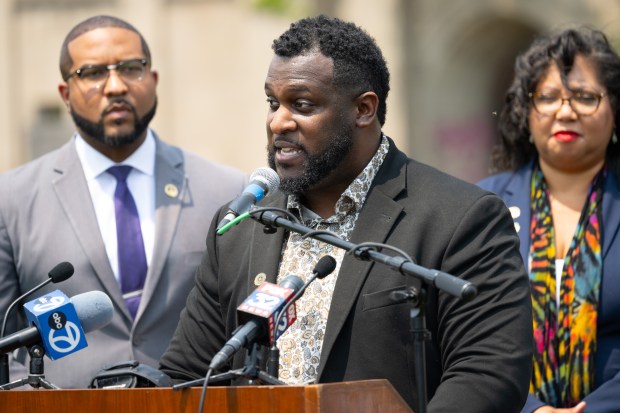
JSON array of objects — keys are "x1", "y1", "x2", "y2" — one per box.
[{"x1": 0, "y1": 134, "x2": 247, "y2": 388}]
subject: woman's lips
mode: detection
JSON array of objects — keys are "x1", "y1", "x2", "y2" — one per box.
[{"x1": 553, "y1": 131, "x2": 580, "y2": 143}]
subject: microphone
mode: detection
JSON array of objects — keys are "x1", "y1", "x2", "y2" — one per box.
[
  {"x1": 272, "y1": 255, "x2": 337, "y2": 344},
  {"x1": 1, "y1": 262, "x2": 74, "y2": 339},
  {"x1": 266, "y1": 255, "x2": 337, "y2": 377},
  {"x1": 0, "y1": 262, "x2": 74, "y2": 385},
  {"x1": 216, "y1": 167, "x2": 280, "y2": 232},
  {"x1": 208, "y1": 275, "x2": 304, "y2": 371},
  {"x1": 0, "y1": 290, "x2": 114, "y2": 358}
]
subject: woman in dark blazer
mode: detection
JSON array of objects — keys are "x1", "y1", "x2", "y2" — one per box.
[{"x1": 479, "y1": 27, "x2": 620, "y2": 413}]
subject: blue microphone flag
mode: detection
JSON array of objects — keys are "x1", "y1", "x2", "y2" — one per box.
[
  {"x1": 23, "y1": 289, "x2": 87, "y2": 360},
  {"x1": 237, "y1": 281, "x2": 297, "y2": 346}
]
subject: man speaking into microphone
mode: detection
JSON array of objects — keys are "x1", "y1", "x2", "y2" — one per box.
[{"x1": 160, "y1": 15, "x2": 533, "y2": 413}]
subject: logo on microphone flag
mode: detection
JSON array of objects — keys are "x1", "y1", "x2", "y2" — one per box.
[
  {"x1": 271, "y1": 304, "x2": 297, "y2": 343},
  {"x1": 237, "y1": 282, "x2": 297, "y2": 346}
]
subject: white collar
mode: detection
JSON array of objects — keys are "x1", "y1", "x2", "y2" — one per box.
[{"x1": 75, "y1": 129, "x2": 156, "y2": 179}]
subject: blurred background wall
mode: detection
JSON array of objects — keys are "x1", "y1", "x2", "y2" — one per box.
[{"x1": 1, "y1": 0, "x2": 620, "y2": 182}]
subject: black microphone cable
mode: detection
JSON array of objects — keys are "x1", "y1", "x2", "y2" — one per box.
[{"x1": 197, "y1": 367, "x2": 214, "y2": 413}]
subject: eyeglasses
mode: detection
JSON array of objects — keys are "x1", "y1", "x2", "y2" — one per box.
[
  {"x1": 64, "y1": 59, "x2": 149, "y2": 88},
  {"x1": 529, "y1": 90, "x2": 606, "y2": 116}
]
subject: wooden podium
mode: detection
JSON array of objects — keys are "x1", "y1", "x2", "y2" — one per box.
[{"x1": 0, "y1": 379, "x2": 413, "y2": 412}]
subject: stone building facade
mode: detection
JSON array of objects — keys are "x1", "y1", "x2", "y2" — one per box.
[{"x1": 1, "y1": 0, "x2": 619, "y2": 181}]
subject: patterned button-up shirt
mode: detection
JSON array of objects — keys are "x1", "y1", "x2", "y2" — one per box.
[{"x1": 276, "y1": 135, "x2": 390, "y2": 384}]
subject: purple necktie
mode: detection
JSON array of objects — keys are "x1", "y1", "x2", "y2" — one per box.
[{"x1": 107, "y1": 165, "x2": 147, "y2": 319}]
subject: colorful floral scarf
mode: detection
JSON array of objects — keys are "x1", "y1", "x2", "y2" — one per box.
[{"x1": 529, "y1": 164, "x2": 604, "y2": 407}]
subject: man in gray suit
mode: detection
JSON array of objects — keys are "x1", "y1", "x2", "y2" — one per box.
[{"x1": 0, "y1": 15, "x2": 247, "y2": 388}]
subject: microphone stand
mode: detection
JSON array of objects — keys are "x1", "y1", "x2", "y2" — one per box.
[
  {"x1": 251, "y1": 209, "x2": 478, "y2": 413},
  {"x1": 253, "y1": 210, "x2": 477, "y2": 301},
  {"x1": 390, "y1": 286, "x2": 429, "y2": 413},
  {"x1": 0, "y1": 344, "x2": 60, "y2": 390},
  {"x1": 0, "y1": 355, "x2": 8, "y2": 385},
  {"x1": 173, "y1": 343, "x2": 285, "y2": 390},
  {"x1": 266, "y1": 274, "x2": 315, "y2": 378}
]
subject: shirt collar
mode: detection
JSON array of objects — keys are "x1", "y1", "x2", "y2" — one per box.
[
  {"x1": 288, "y1": 134, "x2": 390, "y2": 222},
  {"x1": 75, "y1": 129, "x2": 156, "y2": 179}
]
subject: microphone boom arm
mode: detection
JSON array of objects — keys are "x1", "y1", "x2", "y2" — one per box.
[{"x1": 252, "y1": 210, "x2": 477, "y2": 301}]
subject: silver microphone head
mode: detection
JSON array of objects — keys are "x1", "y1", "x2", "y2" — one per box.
[{"x1": 250, "y1": 167, "x2": 280, "y2": 196}]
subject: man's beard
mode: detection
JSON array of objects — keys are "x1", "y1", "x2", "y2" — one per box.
[
  {"x1": 71, "y1": 99, "x2": 157, "y2": 147},
  {"x1": 267, "y1": 124, "x2": 354, "y2": 196}
]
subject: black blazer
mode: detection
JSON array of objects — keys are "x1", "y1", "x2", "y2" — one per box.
[{"x1": 161, "y1": 139, "x2": 533, "y2": 412}]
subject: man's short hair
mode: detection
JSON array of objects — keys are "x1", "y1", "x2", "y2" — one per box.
[
  {"x1": 59, "y1": 15, "x2": 151, "y2": 80},
  {"x1": 272, "y1": 15, "x2": 390, "y2": 126}
]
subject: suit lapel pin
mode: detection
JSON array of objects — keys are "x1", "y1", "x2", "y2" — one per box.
[
  {"x1": 509, "y1": 206, "x2": 521, "y2": 219},
  {"x1": 254, "y1": 273, "x2": 267, "y2": 286},
  {"x1": 164, "y1": 183, "x2": 179, "y2": 198}
]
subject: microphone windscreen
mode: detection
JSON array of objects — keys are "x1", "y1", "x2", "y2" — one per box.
[
  {"x1": 250, "y1": 167, "x2": 280, "y2": 194},
  {"x1": 48, "y1": 261, "x2": 74, "y2": 283},
  {"x1": 314, "y1": 255, "x2": 337, "y2": 279},
  {"x1": 71, "y1": 291, "x2": 114, "y2": 333}
]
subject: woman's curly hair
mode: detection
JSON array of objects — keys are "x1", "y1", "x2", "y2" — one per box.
[{"x1": 492, "y1": 26, "x2": 620, "y2": 178}]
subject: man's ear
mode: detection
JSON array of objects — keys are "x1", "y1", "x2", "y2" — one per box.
[
  {"x1": 355, "y1": 91, "x2": 379, "y2": 128},
  {"x1": 150, "y1": 70, "x2": 159, "y2": 85},
  {"x1": 58, "y1": 82, "x2": 71, "y2": 112}
]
